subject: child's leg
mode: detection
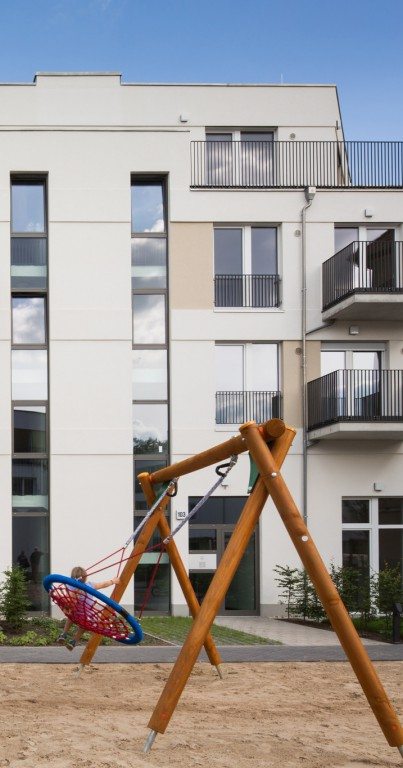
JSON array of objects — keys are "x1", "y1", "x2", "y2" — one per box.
[
  {"x1": 66, "y1": 626, "x2": 85, "y2": 651},
  {"x1": 57, "y1": 618, "x2": 73, "y2": 643}
]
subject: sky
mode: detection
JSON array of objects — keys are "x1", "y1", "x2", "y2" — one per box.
[{"x1": 0, "y1": 0, "x2": 402, "y2": 140}]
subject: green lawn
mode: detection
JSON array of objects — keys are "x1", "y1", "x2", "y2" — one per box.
[
  {"x1": 0, "y1": 615, "x2": 277, "y2": 646},
  {"x1": 140, "y1": 616, "x2": 277, "y2": 645}
]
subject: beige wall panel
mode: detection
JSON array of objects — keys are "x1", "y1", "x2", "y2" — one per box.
[
  {"x1": 307, "y1": 341, "x2": 321, "y2": 381},
  {"x1": 282, "y1": 342, "x2": 302, "y2": 427},
  {"x1": 170, "y1": 223, "x2": 213, "y2": 309}
]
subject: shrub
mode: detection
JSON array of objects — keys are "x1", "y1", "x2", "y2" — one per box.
[
  {"x1": 273, "y1": 565, "x2": 300, "y2": 618},
  {"x1": 372, "y1": 564, "x2": 403, "y2": 634},
  {"x1": 0, "y1": 567, "x2": 29, "y2": 631}
]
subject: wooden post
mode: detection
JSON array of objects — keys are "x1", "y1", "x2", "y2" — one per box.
[
  {"x1": 138, "y1": 472, "x2": 223, "y2": 673},
  {"x1": 79, "y1": 493, "x2": 173, "y2": 667},
  {"x1": 242, "y1": 420, "x2": 403, "y2": 752},
  {"x1": 145, "y1": 426, "x2": 295, "y2": 742}
]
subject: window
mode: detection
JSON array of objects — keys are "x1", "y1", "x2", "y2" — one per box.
[
  {"x1": 131, "y1": 181, "x2": 165, "y2": 234},
  {"x1": 12, "y1": 296, "x2": 46, "y2": 345},
  {"x1": 131, "y1": 238, "x2": 167, "y2": 289},
  {"x1": 12, "y1": 350, "x2": 48, "y2": 401},
  {"x1": 11, "y1": 179, "x2": 47, "y2": 291},
  {"x1": 13, "y1": 406, "x2": 47, "y2": 454},
  {"x1": 214, "y1": 226, "x2": 279, "y2": 307},
  {"x1": 215, "y1": 343, "x2": 280, "y2": 424},
  {"x1": 11, "y1": 182, "x2": 45, "y2": 234},
  {"x1": 206, "y1": 131, "x2": 274, "y2": 187},
  {"x1": 132, "y1": 349, "x2": 167, "y2": 400},
  {"x1": 342, "y1": 497, "x2": 403, "y2": 589},
  {"x1": 132, "y1": 294, "x2": 166, "y2": 344}
]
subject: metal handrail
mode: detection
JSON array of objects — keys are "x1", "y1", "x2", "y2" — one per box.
[
  {"x1": 307, "y1": 369, "x2": 403, "y2": 431},
  {"x1": 322, "y1": 241, "x2": 403, "y2": 310},
  {"x1": 216, "y1": 390, "x2": 282, "y2": 424},
  {"x1": 191, "y1": 140, "x2": 403, "y2": 189},
  {"x1": 214, "y1": 274, "x2": 280, "y2": 307}
]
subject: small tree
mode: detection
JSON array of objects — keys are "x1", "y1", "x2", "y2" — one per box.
[
  {"x1": 273, "y1": 564, "x2": 300, "y2": 618},
  {"x1": 372, "y1": 564, "x2": 403, "y2": 635},
  {"x1": 0, "y1": 567, "x2": 29, "y2": 632},
  {"x1": 292, "y1": 569, "x2": 311, "y2": 621}
]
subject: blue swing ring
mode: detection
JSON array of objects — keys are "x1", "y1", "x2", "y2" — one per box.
[{"x1": 43, "y1": 574, "x2": 143, "y2": 646}]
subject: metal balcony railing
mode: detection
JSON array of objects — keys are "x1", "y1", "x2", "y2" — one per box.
[
  {"x1": 191, "y1": 141, "x2": 403, "y2": 189},
  {"x1": 216, "y1": 391, "x2": 282, "y2": 424},
  {"x1": 214, "y1": 274, "x2": 280, "y2": 307},
  {"x1": 307, "y1": 370, "x2": 403, "y2": 431},
  {"x1": 322, "y1": 241, "x2": 403, "y2": 310}
]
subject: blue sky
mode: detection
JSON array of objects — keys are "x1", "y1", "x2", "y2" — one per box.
[{"x1": 0, "y1": 0, "x2": 402, "y2": 139}]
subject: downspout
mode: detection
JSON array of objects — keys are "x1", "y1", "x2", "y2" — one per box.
[{"x1": 301, "y1": 186, "x2": 316, "y2": 523}]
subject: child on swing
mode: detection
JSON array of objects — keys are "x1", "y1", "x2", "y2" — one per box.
[{"x1": 57, "y1": 566, "x2": 121, "y2": 650}]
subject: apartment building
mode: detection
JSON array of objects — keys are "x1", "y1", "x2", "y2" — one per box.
[{"x1": 0, "y1": 72, "x2": 402, "y2": 616}]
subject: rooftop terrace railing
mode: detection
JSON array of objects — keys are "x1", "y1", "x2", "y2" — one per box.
[{"x1": 191, "y1": 141, "x2": 403, "y2": 189}]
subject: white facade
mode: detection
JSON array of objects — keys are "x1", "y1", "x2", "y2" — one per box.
[{"x1": 1, "y1": 73, "x2": 402, "y2": 616}]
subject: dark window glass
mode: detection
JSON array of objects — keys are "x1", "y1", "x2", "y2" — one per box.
[
  {"x1": 131, "y1": 182, "x2": 165, "y2": 234},
  {"x1": 334, "y1": 228, "x2": 358, "y2": 252},
  {"x1": 134, "y1": 460, "x2": 166, "y2": 510},
  {"x1": 12, "y1": 349, "x2": 48, "y2": 400},
  {"x1": 189, "y1": 528, "x2": 217, "y2": 551},
  {"x1": 379, "y1": 498, "x2": 403, "y2": 525},
  {"x1": 188, "y1": 496, "x2": 246, "y2": 524},
  {"x1": 133, "y1": 515, "x2": 168, "y2": 548},
  {"x1": 132, "y1": 349, "x2": 167, "y2": 400},
  {"x1": 379, "y1": 530, "x2": 403, "y2": 586},
  {"x1": 11, "y1": 182, "x2": 45, "y2": 233},
  {"x1": 225, "y1": 531, "x2": 256, "y2": 611},
  {"x1": 189, "y1": 571, "x2": 214, "y2": 604},
  {"x1": 12, "y1": 512, "x2": 49, "y2": 610},
  {"x1": 241, "y1": 132, "x2": 274, "y2": 143},
  {"x1": 13, "y1": 407, "x2": 46, "y2": 454},
  {"x1": 214, "y1": 229, "x2": 242, "y2": 275},
  {"x1": 342, "y1": 499, "x2": 370, "y2": 524},
  {"x1": 131, "y1": 238, "x2": 167, "y2": 288},
  {"x1": 134, "y1": 562, "x2": 169, "y2": 612},
  {"x1": 342, "y1": 530, "x2": 370, "y2": 571},
  {"x1": 133, "y1": 403, "x2": 168, "y2": 455},
  {"x1": 12, "y1": 459, "x2": 48, "y2": 508},
  {"x1": 251, "y1": 227, "x2": 277, "y2": 274},
  {"x1": 133, "y1": 294, "x2": 166, "y2": 344},
  {"x1": 12, "y1": 296, "x2": 46, "y2": 344},
  {"x1": 11, "y1": 238, "x2": 47, "y2": 290}
]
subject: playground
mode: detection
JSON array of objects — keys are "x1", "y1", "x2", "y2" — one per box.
[{"x1": 1, "y1": 660, "x2": 402, "y2": 768}]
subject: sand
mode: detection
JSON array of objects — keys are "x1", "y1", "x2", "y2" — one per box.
[{"x1": 0, "y1": 661, "x2": 402, "y2": 768}]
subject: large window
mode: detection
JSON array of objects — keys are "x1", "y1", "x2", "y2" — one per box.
[
  {"x1": 131, "y1": 177, "x2": 169, "y2": 613},
  {"x1": 11, "y1": 176, "x2": 49, "y2": 611},
  {"x1": 342, "y1": 498, "x2": 403, "y2": 589},
  {"x1": 215, "y1": 343, "x2": 280, "y2": 424},
  {"x1": 214, "y1": 226, "x2": 279, "y2": 307}
]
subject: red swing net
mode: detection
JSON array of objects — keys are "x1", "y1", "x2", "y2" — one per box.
[{"x1": 49, "y1": 580, "x2": 134, "y2": 641}]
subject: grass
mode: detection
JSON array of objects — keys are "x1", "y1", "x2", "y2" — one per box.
[{"x1": 0, "y1": 615, "x2": 276, "y2": 647}]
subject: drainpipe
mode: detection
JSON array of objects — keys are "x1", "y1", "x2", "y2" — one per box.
[{"x1": 301, "y1": 186, "x2": 316, "y2": 523}]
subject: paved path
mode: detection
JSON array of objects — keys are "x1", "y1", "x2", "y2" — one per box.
[
  {"x1": 214, "y1": 616, "x2": 380, "y2": 646},
  {"x1": 1, "y1": 618, "x2": 401, "y2": 664},
  {"x1": 0, "y1": 643, "x2": 402, "y2": 664}
]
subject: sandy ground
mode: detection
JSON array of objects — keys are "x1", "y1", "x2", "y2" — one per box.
[{"x1": 0, "y1": 661, "x2": 402, "y2": 768}]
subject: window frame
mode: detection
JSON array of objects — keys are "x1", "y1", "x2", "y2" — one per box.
[{"x1": 341, "y1": 496, "x2": 403, "y2": 581}]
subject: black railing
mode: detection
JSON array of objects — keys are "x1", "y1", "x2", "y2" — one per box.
[
  {"x1": 323, "y1": 241, "x2": 403, "y2": 310},
  {"x1": 216, "y1": 391, "x2": 282, "y2": 424},
  {"x1": 191, "y1": 141, "x2": 403, "y2": 188},
  {"x1": 307, "y1": 370, "x2": 403, "y2": 431},
  {"x1": 214, "y1": 274, "x2": 280, "y2": 307}
]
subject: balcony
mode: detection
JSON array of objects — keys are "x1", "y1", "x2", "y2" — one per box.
[
  {"x1": 214, "y1": 274, "x2": 280, "y2": 308},
  {"x1": 322, "y1": 241, "x2": 403, "y2": 320},
  {"x1": 216, "y1": 391, "x2": 282, "y2": 425},
  {"x1": 307, "y1": 370, "x2": 403, "y2": 440},
  {"x1": 191, "y1": 141, "x2": 403, "y2": 189}
]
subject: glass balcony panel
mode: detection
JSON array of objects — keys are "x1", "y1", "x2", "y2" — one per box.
[
  {"x1": 131, "y1": 238, "x2": 166, "y2": 288},
  {"x1": 11, "y1": 238, "x2": 47, "y2": 290}
]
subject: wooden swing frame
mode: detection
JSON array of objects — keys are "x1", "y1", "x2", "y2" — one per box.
[{"x1": 80, "y1": 418, "x2": 403, "y2": 760}]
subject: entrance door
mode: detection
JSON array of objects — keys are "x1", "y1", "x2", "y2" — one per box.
[{"x1": 188, "y1": 496, "x2": 259, "y2": 615}]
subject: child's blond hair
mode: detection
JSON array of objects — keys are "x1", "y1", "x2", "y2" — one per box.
[{"x1": 71, "y1": 566, "x2": 87, "y2": 582}]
